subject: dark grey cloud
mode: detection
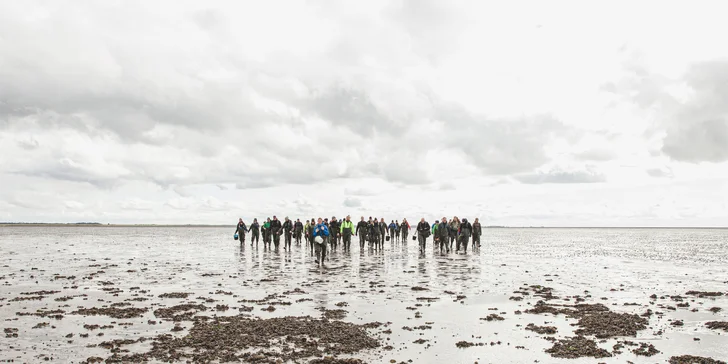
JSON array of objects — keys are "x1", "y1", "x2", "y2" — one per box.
[
  {"x1": 605, "y1": 57, "x2": 728, "y2": 163},
  {"x1": 16, "y1": 137, "x2": 39, "y2": 150},
  {"x1": 434, "y1": 103, "x2": 573, "y2": 175},
  {"x1": 437, "y1": 182, "x2": 456, "y2": 191},
  {"x1": 660, "y1": 61, "x2": 728, "y2": 163},
  {"x1": 646, "y1": 168, "x2": 674, "y2": 178},
  {"x1": 343, "y1": 197, "x2": 362, "y2": 208},
  {"x1": 662, "y1": 118, "x2": 728, "y2": 162},
  {"x1": 306, "y1": 86, "x2": 400, "y2": 138},
  {"x1": 10, "y1": 158, "x2": 125, "y2": 189}
]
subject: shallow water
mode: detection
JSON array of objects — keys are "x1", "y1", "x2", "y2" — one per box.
[{"x1": 1, "y1": 226, "x2": 727, "y2": 363}]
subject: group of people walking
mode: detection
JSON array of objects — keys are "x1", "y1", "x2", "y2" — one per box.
[{"x1": 235, "y1": 215, "x2": 483, "y2": 265}]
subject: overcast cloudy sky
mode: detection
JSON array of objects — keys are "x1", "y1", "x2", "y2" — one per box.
[{"x1": 1, "y1": 1, "x2": 727, "y2": 226}]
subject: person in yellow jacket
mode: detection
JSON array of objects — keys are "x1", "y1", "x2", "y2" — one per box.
[{"x1": 340, "y1": 215, "x2": 355, "y2": 251}]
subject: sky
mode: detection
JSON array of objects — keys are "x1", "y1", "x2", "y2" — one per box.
[{"x1": 1, "y1": 0, "x2": 727, "y2": 227}]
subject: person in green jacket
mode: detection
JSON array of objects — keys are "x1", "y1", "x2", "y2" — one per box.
[
  {"x1": 431, "y1": 220, "x2": 439, "y2": 250},
  {"x1": 304, "y1": 220, "x2": 311, "y2": 247},
  {"x1": 262, "y1": 218, "x2": 272, "y2": 249},
  {"x1": 340, "y1": 215, "x2": 355, "y2": 251}
]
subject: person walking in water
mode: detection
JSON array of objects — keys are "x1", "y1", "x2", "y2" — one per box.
[
  {"x1": 282, "y1": 217, "x2": 293, "y2": 250},
  {"x1": 260, "y1": 217, "x2": 271, "y2": 248},
  {"x1": 313, "y1": 217, "x2": 330, "y2": 265},
  {"x1": 379, "y1": 218, "x2": 387, "y2": 248},
  {"x1": 235, "y1": 218, "x2": 248, "y2": 245},
  {"x1": 369, "y1": 218, "x2": 379, "y2": 249},
  {"x1": 340, "y1": 215, "x2": 354, "y2": 251},
  {"x1": 294, "y1": 218, "x2": 303, "y2": 245},
  {"x1": 388, "y1": 220, "x2": 397, "y2": 242},
  {"x1": 431, "y1": 219, "x2": 439, "y2": 245},
  {"x1": 472, "y1": 218, "x2": 482, "y2": 251},
  {"x1": 308, "y1": 218, "x2": 316, "y2": 254},
  {"x1": 329, "y1": 217, "x2": 340, "y2": 251},
  {"x1": 416, "y1": 218, "x2": 429, "y2": 252},
  {"x1": 304, "y1": 219, "x2": 311, "y2": 247},
  {"x1": 250, "y1": 218, "x2": 260, "y2": 246},
  {"x1": 449, "y1": 216, "x2": 460, "y2": 251},
  {"x1": 271, "y1": 216, "x2": 282, "y2": 250},
  {"x1": 356, "y1": 216, "x2": 367, "y2": 249},
  {"x1": 437, "y1": 217, "x2": 450, "y2": 253},
  {"x1": 401, "y1": 218, "x2": 410, "y2": 242},
  {"x1": 458, "y1": 218, "x2": 472, "y2": 253},
  {"x1": 263, "y1": 217, "x2": 273, "y2": 249}
]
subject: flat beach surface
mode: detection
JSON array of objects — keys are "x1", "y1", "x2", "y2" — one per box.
[{"x1": 1, "y1": 226, "x2": 727, "y2": 363}]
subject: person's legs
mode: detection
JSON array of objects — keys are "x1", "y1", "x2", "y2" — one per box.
[{"x1": 321, "y1": 237, "x2": 328, "y2": 263}]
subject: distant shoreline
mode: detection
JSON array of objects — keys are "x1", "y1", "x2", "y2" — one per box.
[{"x1": 1, "y1": 223, "x2": 726, "y2": 229}]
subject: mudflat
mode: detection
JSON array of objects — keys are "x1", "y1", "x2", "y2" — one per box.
[{"x1": 1, "y1": 226, "x2": 727, "y2": 363}]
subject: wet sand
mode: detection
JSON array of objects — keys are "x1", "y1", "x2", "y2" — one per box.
[{"x1": 1, "y1": 226, "x2": 727, "y2": 363}]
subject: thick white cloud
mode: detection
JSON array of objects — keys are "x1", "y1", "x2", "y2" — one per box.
[{"x1": 1, "y1": 0, "x2": 727, "y2": 226}]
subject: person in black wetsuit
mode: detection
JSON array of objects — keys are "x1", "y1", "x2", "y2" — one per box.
[
  {"x1": 270, "y1": 216, "x2": 282, "y2": 250},
  {"x1": 283, "y1": 217, "x2": 293, "y2": 250},
  {"x1": 378, "y1": 218, "x2": 387, "y2": 249},
  {"x1": 458, "y1": 218, "x2": 472, "y2": 253},
  {"x1": 249, "y1": 218, "x2": 260, "y2": 246},
  {"x1": 293, "y1": 218, "x2": 303, "y2": 245},
  {"x1": 437, "y1": 217, "x2": 450, "y2": 253},
  {"x1": 368, "y1": 217, "x2": 379, "y2": 249},
  {"x1": 356, "y1": 216, "x2": 368, "y2": 249},
  {"x1": 472, "y1": 218, "x2": 482, "y2": 251},
  {"x1": 329, "y1": 217, "x2": 340, "y2": 251},
  {"x1": 235, "y1": 218, "x2": 248, "y2": 245},
  {"x1": 416, "y1": 218, "x2": 429, "y2": 252}
]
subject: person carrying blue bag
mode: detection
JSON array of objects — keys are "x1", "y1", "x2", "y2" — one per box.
[
  {"x1": 235, "y1": 218, "x2": 248, "y2": 245},
  {"x1": 313, "y1": 217, "x2": 330, "y2": 265}
]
